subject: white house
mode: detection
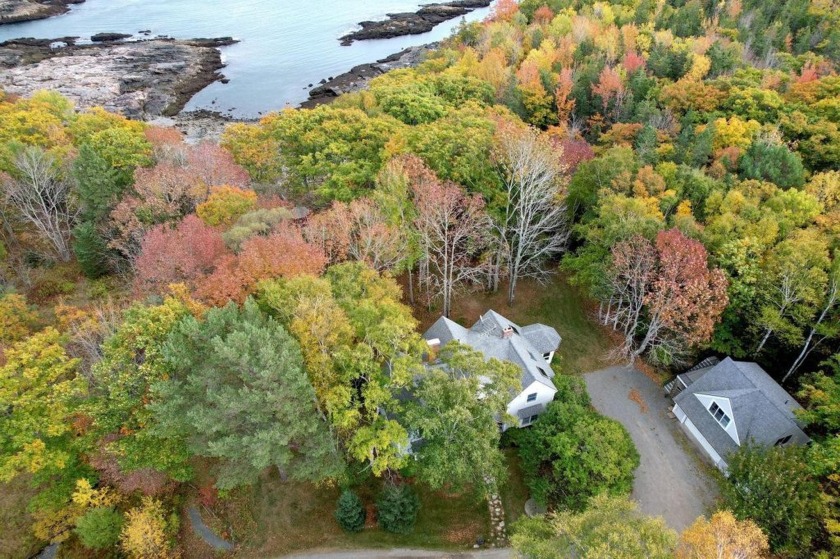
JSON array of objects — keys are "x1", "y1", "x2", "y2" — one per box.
[
  {"x1": 423, "y1": 310, "x2": 561, "y2": 428},
  {"x1": 667, "y1": 357, "x2": 810, "y2": 470}
]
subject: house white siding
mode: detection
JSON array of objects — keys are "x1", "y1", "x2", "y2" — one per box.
[
  {"x1": 674, "y1": 403, "x2": 726, "y2": 469},
  {"x1": 507, "y1": 381, "x2": 556, "y2": 425}
]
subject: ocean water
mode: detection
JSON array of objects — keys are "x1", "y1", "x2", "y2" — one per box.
[{"x1": 0, "y1": 0, "x2": 495, "y2": 118}]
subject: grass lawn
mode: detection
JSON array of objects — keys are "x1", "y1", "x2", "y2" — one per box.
[
  {"x1": 182, "y1": 469, "x2": 490, "y2": 558},
  {"x1": 0, "y1": 476, "x2": 41, "y2": 559},
  {"x1": 412, "y1": 273, "x2": 617, "y2": 376},
  {"x1": 499, "y1": 449, "x2": 530, "y2": 526}
]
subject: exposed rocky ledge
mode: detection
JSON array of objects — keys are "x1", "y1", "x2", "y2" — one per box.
[
  {"x1": 340, "y1": 0, "x2": 490, "y2": 45},
  {"x1": 0, "y1": 37, "x2": 237, "y2": 119},
  {"x1": 0, "y1": 0, "x2": 83, "y2": 25},
  {"x1": 302, "y1": 42, "x2": 438, "y2": 108}
]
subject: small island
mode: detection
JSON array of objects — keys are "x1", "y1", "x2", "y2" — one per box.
[
  {"x1": 0, "y1": 0, "x2": 84, "y2": 25},
  {"x1": 340, "y1": 0, "x2": 491, "y2": 45}
]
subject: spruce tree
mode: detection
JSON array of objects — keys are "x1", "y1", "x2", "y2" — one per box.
[
  {"x1": 335, "y1": 489, "x2": 365, "y2": 532},
  {"x1": 376, "y1": 484, "x2": 420, "y2": 534}
]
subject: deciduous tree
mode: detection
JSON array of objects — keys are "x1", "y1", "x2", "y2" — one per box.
[
  {"x1": 518, "y1": 396, "x2": 639, "y2": 510},
  {"x1": 0, "y1": 328, "x2": 81, "y2": 482},
  {"x1": 492, "y1": 121, "x2": 570, "y2": 302},
  {"x1": 512, "y1": 495, "x2": 676, "y2": 559},
  {"x1": 722, "y1": 444, "x2": 823, "y2": 555},
  {"x1": 404, "y1": 342, "x2": 519, "y2": 493},
  {"x1": 409, "y1": 157, "x2": 492, "y2": 317},
  {"x1": 134, "y1": 215, "x2": 228, "y2": 294},
  {"x1": 676, "y1": 510, "x2": 769, "y2": 559},
  {"x1": 1, "y1": 147, "x2": 77, "y2": 260}
]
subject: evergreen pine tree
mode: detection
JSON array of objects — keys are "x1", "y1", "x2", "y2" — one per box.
[
  {"x1": 334, "y1": 489, "x2": 365, "y2": 532},
  {"x1": 73, "y1": 221, "x2": 111, "y2": 278},
  {"x1": 376, "y1": 484, "x2": 420, "y2": 534}
]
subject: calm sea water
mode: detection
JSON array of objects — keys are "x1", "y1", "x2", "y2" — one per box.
[{"x1": 0, "y1": 0, "x2": 494, "y2": 118}]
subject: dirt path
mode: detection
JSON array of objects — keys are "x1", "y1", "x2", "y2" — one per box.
[
  {"x1": 187, "y1": 505, "x2": 234, "y2": 551},
  {"x1": 280, "y1": 549, "x2": 512, "y2": 559},
  {"x1": 584, "y1": 366, "x2": 719, "y2": 531}
]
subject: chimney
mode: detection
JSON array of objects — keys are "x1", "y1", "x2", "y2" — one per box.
[{"x1": 502, "y1": 326, "x2": 514, "y2": 339}]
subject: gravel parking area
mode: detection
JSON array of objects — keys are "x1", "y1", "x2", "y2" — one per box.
[{"x1": 584, "y1": 366, "x2": 719, "y2": 531}]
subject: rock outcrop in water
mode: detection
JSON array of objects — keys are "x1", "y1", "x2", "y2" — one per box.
[
  {"x1": 0, "y1": 37, "x2": 236, "y2": 119},
  {"x1": 339, "y1": 0, "x2": 490, "y2": 45},
  {"x1": 0, "y1": 0, "x2": 84, "y2": 25},
  {"x1": 303, "y1": 43, "x2": 438, "y2": 107}
]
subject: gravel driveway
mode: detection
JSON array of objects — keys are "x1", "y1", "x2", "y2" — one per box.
[{"x1": 584, "y1": 366, "x2": 718, "y2": 531}]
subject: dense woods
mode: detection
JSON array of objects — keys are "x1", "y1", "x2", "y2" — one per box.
[{"x1": 1, "y1": 0, "x2": 840, "y2": 556}]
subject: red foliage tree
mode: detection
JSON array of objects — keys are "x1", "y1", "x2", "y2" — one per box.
[
  {"x1": 186, "y1": 142, "x2": 250, "y2": 193},
  {"x1": 134, "y1": 215, "x2": 228, "y2": 293},
  {"x1": 196, "y1": 224, "x2": 326, "y2": 305},
  {"x1": 605, "y1": 229, "x2": 728, "y2": 365},
  {"x1": 622, "y1": 51, "x2": 646, "y2": 74},
  {"x1": 488, "y1": 0, "x2": 518, "y2": 22},
  {"x1": 534, "y1": 5, "x2": 554, "y2": 24}
]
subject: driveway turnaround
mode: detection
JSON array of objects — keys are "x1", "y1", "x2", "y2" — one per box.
[
  {"x1": 281, "y1": 549, "x2": 513, "y2": 559},
  {"x1": 584, "y1": 366, "x2": 718, "y2": 531}
]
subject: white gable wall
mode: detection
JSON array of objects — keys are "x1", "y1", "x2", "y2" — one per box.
[
  {"x1": 507, "y1": 380, "x2": 556, "y2": 420},
  {"x1": 694, "y1": 393, "x2": 740, "y2": 445}
]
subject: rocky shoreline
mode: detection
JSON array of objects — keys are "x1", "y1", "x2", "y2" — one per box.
[
  {"x1": 302, "y1": 42, "x2": 438, "y2": 108},
  {"x1": 0, "y1": 0, "x2": 83, "y2": 25},
  {"x1": 0, "y1": 36, "x2": 236, "y2": 119},
  {"x1": 340, "y1": 0, "x2": 490, "y2": 45}
]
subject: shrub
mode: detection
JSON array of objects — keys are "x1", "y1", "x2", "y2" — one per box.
[
  {"x1": 518, "y1": 400, "x2": 639, "y2": 510},
  {"x1": 335, "y1": 489, "x2": 365, "y2": 532},
  {"x1": 75, "y1": 507, "x2": 124, "y2": 549},
  {"x1": 376, "y1": 484, "x2": 420, "y2": 534}
]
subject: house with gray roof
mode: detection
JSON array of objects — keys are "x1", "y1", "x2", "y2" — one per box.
[
  {"x1": 423, "y1": 310, "x2": 561, "y2": 428},
  {"x1": 667, "y1": 357, "x2": 809, "y2": 470}
]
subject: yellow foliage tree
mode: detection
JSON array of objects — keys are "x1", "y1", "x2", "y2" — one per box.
[
  {"x1": 713, "y1": 117, "x2": 761, "y2": 150},
  {"x1": 195, "y1": 184, "x2": 258, "y2": 227},
  {"x1": 676, "y1": 510, "x2": 770, "y2": 559},
  {"x1": 120, "y1": 497, "x2": 175, "y2": 559},
  {"x1": 0, "y1": 293, "x2": 37, "y2": 347}
]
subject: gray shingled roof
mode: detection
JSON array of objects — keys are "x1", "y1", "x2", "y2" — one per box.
[
  {"x1": 517, "y1": 404, "x2": 544, "y2": 420},
  {"x1": 674, "y1": 357, "x2": 808, "y2": 460},
  {"x1": 423, "y1": 310, "x2": 561, "y2": 392}
]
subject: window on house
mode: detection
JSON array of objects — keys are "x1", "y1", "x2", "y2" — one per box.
[
  {"x1": 537, "y1": 368, "x2": 549, "y2": 378},
  {"x1": 529, "y1": 414, "x2": 540, "y2": 424},
  {"x1": 708, "y1": 401, "x2": 731, "y2": 428},
  {"x1": 775, "y1": 435, "x2": 792, "y2": 446},
  {"x1": 543, "y1": 352, "x2": 552, "y2": 361},
  {"x1": 526, "y1": 393, "x2": 537, "y2": 402}
]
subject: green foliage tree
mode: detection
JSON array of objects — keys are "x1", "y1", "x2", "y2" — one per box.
[
  {"x1": 512, "y1": 494, "x2": 677, "y2": 559},
  {"x1": 376, "y1": 484, "x2": 420, "y2": 535},
  {"x1": 75, "y1": 507, "x2": 124, "y2": 549},
  {"x1": 260, "y1": 106, "x2": 400, "y2": 201},
  {"x1": 335, "y1": 489, "x2": 366, "y2": 533},
  {"x1": 518, "y1": 395, "x2": 639, "y2": 510},
  {"x1": 87, "y1": 289, "x2": 199, "y2": 482},
  {"x1": 404, "y1": 342, "x2": 519, "y2": 493},
  {"x1": 151, "y1": 299, "x2": 344, "y2": 489},
  {"x1": 73, "y1": 143, "x2": 126, "y2": 223},
  {"x1": 739, "y1": 141, "x2": 806, "y2": 189},
  {"x1": 72, "y1": 221, "x2": 111, "y2": 279},
  {"x1": 721, "y1": 444, "x2": 824, "y2": 555}
]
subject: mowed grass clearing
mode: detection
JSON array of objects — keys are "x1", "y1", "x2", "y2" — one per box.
[
  {"x1": 412, "y1": 273, "x2": 617, "y2": 376},
  {"x1": 182, "y1": 469, "x2": 491, "y2": 558}
]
